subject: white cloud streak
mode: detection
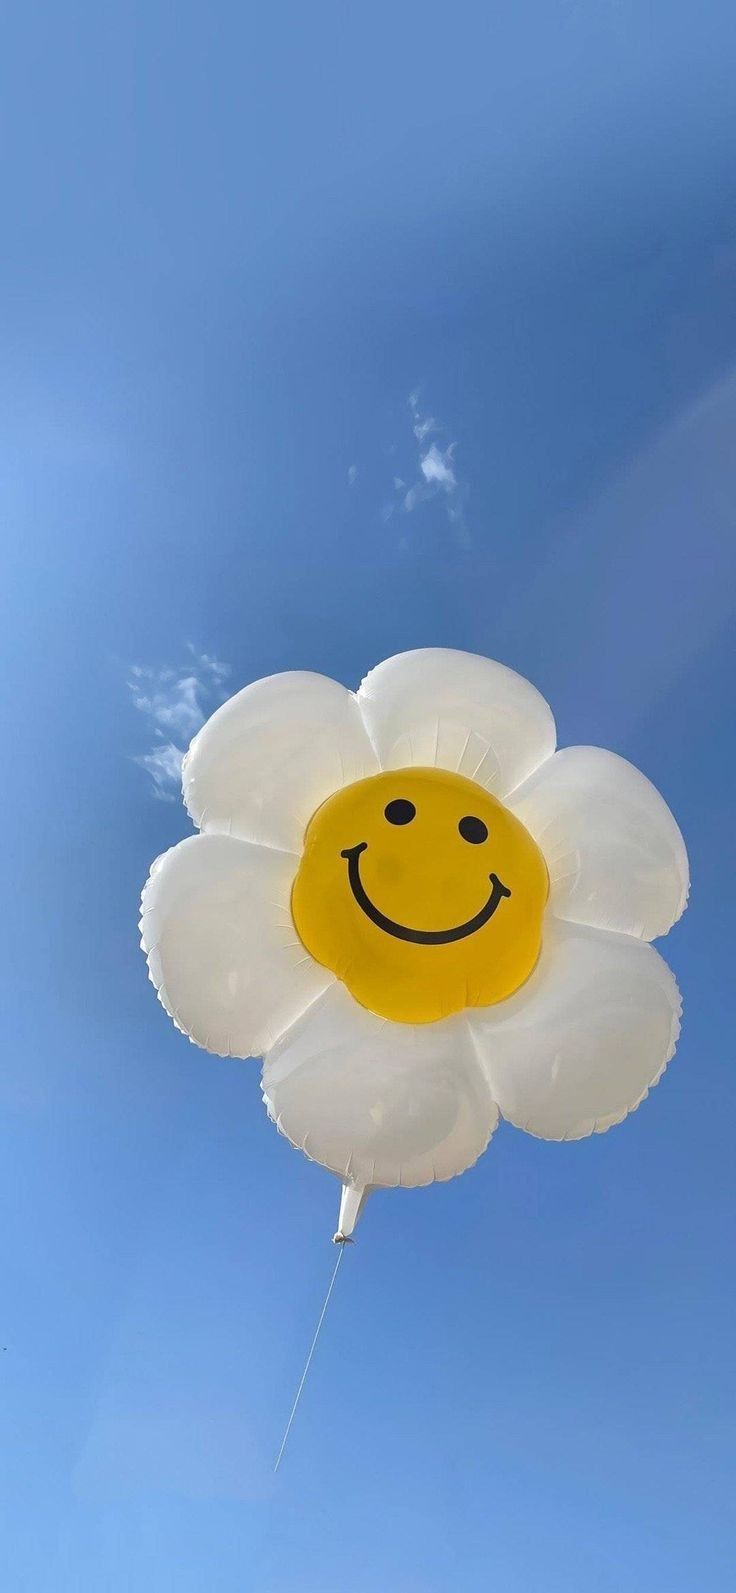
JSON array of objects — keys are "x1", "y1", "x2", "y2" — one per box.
[
  {"x1": 135, "y1": 742, "x2": 186, "y2": 801},
  {"x1": 420, "y1": 441, "x2": 457, "y2": 490},
  {"x1": 410, "y1": 391, "x2": 437, "y2": 443},
  {"x1": 394, "y1": 391, "x2": 469, "y2": 542},
  {"x1": 129, "y1": 645, "x2": 230, "y2": 800}
]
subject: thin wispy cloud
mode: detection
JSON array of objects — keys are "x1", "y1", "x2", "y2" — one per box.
[
  {"x1": 347, "y1": 463, "x2": 358, "y2": 486},
  {"x1": 128, "y1": 646, "x2": 230, "y2": 800},
  {"x1": 410, "y1": 394, "x2": 436, "y2": 444},
  {"x1": 384, "y1": 390, "x2": 470, "y2": 544},
  {"x1": 420, "y1": 440, "x2": 457, "y2": 490},
  {"x1": 135, "y1": 742, "x2": 188, "y2": 802}
]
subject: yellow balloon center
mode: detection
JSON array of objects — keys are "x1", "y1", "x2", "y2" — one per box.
[{"x1": 292, "y1": 767, "x2": 548, "y2": 1024}]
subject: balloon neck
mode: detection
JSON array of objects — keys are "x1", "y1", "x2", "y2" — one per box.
[{"x1": 333, "y1": 1182, "x2": 372, "y2": 1243}]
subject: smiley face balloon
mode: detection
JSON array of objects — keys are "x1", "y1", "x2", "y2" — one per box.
[
  {"x1": 292, "y1": 768, "x2": 548, "y2": 1023},
  {"x1": 140, "y1": 650, "x2": 688, "y2": 1238}
]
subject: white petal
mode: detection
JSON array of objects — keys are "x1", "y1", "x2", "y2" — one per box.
[
  {"x1": 469, "y1": 919, "x2": 681, "y2": 1141},
  {"x1": 262, "y1": 984, "x2": 498, "y2": 1188},
  {"x1": 140, "y1": 834, "x2": 333, "y2": 1058},
  {"x1": 183, "y1": 672, "x2": 379, "y2": 851},
  {"x1": 357, "y1": 648, "x2": 555, "y2": 797},
  {"x1": 508, "y1": 746, "x2": 689, "y2": 940}
]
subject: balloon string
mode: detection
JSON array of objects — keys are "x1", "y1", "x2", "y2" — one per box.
[{"x1": 273, "y1": 1244, "x2": 346, "y2": 1473}]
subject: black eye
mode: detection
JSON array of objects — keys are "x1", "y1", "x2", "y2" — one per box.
[
  {"x1": 459, "y1": 815, "x2": 488, "y2": 844},
  {"x1": 385, "y1": 798, "x2": 416, "y2": 826}
]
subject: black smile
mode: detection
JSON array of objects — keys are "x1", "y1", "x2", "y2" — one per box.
[{"x1": 340, "y1": 842, "x2": 511, "y2": 945}]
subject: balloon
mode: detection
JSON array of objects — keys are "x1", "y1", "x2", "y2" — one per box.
[{"x1": 140, "y1": 650, "x2": 688, "y2": 1238}]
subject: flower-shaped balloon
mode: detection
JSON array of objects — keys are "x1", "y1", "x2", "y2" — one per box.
[{"x1": 140, "y1": 650, "x2": 688, "y2": 1238}]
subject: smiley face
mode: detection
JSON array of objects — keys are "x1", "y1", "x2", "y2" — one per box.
[{"x1": 291, "y1": 767, "x2": 548, "y2": 1024}]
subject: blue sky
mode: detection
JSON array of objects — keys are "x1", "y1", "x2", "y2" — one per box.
[{"x1": 3, "y1": 2, "x2": 736, "y2": 1588}]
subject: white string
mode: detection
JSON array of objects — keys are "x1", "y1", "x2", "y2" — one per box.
[{"x1": 273, "y1": 1245, "x2": 346, "y2": 1473}]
